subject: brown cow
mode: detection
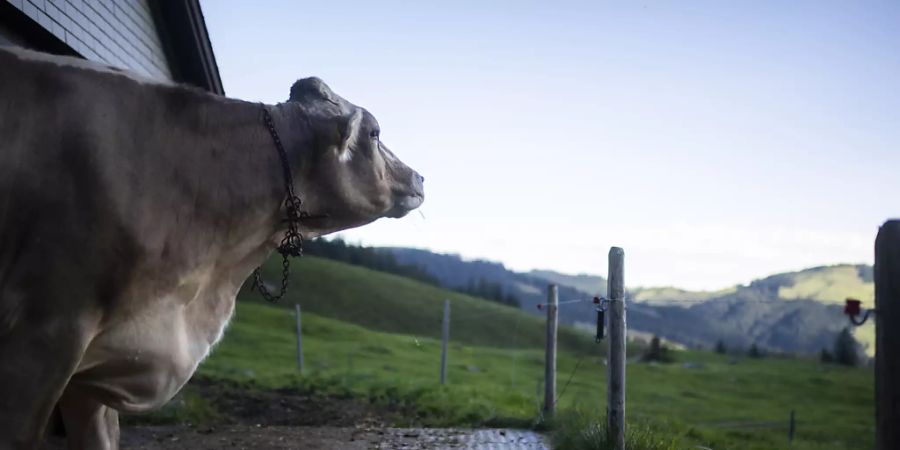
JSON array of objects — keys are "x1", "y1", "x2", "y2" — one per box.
[{"x1": 0, "y1": 46, "x2": 423, "y2": 449}]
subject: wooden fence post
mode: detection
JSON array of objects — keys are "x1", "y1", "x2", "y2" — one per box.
[
  {"x1": 544, "y1": 284, "x2": 559, "y2": 415},
  {"x1": 607, "y1": 247, "x2": 626, "y2": 450},
  {"x1": 294, "y1": 304, "x2": 303, "y2": 373},
  {"x1": 440, "y1": 299, "x2": 450, "y2": 385},
  {"x1": 876, "y1": 220, "x2": 900, "y2": 450}
]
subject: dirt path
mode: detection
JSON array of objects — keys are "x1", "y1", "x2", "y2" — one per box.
[{"x1": 43, "y1": 377, "x2": 551, "y2": 449}]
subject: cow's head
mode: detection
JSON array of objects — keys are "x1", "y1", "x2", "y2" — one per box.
[{"x1": 284, "y1": 77, "x2": 424, "y2": 238}]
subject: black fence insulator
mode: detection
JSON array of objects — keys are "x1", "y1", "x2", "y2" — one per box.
[{"x1": 596, "y1": 309, "x2": 605, "y2": 342}]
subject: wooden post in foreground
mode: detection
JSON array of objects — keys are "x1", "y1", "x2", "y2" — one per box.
[
  {"x1": 607, "y1": 247, "x2": 626, "y2": 450},
  {"x1": 543, "y1": 284, "x2": 559, "y2": 415},
  {"x1": 440, "y1": 299, "x2": 450, "y2": 385},
  {"x1": 294, "y1": 304, "x2": 304, "y2": 373},
  {"x1": 876, "y1": 220, "x2": 900, "y2": 450}
]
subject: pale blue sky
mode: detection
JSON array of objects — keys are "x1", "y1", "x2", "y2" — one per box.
[{"x1": 203, "y1": 0, "x2": 899, "y2": 290}]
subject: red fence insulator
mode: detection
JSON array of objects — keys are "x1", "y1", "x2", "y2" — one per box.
[{"x1": 844, "y1": 298, "x2": 861, "y2": 317}]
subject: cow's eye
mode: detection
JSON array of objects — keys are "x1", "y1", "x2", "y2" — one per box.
[{"x1": 370, "y1": 129, "x2": 380, "y2": 139}]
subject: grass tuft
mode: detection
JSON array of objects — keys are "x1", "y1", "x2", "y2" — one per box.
[{"x1": 550, "y1": 409, "x2": 680, "y2": 450}]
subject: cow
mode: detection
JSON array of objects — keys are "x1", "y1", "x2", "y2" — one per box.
[{"x1": 0, "y1": 46, "x2": 424, "y2": 450}]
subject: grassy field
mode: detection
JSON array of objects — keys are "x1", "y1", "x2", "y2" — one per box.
[
  {"x1": 190, "y1": 300, "x2": 873, "y2": 449},
  {"x1": 155, "y1": 257, "x2": 874, "y2": 450}
]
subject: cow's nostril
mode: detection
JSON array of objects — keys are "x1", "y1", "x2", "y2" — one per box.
[{"x1": 410, "y1": 173, "x2": 425, "y2": 195}]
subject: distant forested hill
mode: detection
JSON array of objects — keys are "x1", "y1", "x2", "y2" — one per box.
[
  {"x1": 386, "y1": 248, "x2": 591, "y2": 322},
  {"x1": 385, "y1": 248, "x2": 872, "y2": 356},
  {"x1": 305, "y1": 239, "x2": 520, "y2": 307},
  {"x1": 630, "y1": 265, "x2": 875, "y2": 354}
]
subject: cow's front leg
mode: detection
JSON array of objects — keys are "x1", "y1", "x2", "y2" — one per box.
[
  {"x1": 0, "y1": 318, "x2": 90, "y2": 449},
  {"x1": 58, "y1": 386, "x2": 119, "y2": 450}
]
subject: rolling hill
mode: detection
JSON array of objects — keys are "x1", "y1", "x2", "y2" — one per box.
[
  {"x1": 528, "y1": 269, "x2": 607, "y2": 296},
  {"x1": 630, "y1": 286, "x2": 735, "y2": 306},
  {"x1": 385, "y1": 248, "x2": 600, "y2": 328},
  {"x1": 384, "y1": 248, "x2": 873, "y2": 356},
  {"x1": 632, "y1": 265, "x2": 873, "y2": 306},
  {"x1": 628, "y1": 265, "x2": 875, "y2": 354},
  {"x1": 249, "y1": 256, "x2": 597, "y2": 355}
]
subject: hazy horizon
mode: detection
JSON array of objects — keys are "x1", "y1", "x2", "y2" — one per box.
[{"x1": 203, "y1": 0, "x2": 898, "y2": 290}]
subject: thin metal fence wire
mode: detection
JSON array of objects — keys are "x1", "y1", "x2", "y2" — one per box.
[
  {"x1": 508, "y1": 306, "x2": 523, "y2": 389},
  {"x1": 443, "y1": 299, "x2": 554, "y2": 410},
  {"x1": 534, "y1": 352, "x2": 590, "y2": 423},
  {"x1": 532, "y1": 297, "x2": 730, "y2": 308},
  {"x1": 477, "y1": 291, "x2": 598, "y2": 421},
  {"x1": 553, "y1": 352, "x2": 589, "y2": 409},
  {"x1": 629, "y1": 296, "x2": 810, "y2": 305}
]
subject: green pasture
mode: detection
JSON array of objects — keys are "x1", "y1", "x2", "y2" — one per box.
[
  {"x1": 148, "y1": 257, "x2": 873, "y2": 450},
  {"x1": 196, "y1": 305, "x2": 872, "y2": 449}
]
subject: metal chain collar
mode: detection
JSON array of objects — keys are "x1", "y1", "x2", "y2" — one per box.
[{"x1": 252, "y1": 105, "x2": 307, "y2": 303}]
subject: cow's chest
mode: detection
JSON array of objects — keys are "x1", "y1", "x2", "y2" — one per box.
[{"x1": 73, "y1": 270, "x2": 239, "y2": 412}]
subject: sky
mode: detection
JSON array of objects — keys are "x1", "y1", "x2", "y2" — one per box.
[{"x1": 202, "y1": 0, "x2": 899, "y2": 290}]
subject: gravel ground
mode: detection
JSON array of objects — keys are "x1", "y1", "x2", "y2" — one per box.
[
  {"x1": 46, "y1": 425, "x2": 549, "y2": 449},
  {"x1": 117, "y1": 425, "x2": 549, "y2": 450}
]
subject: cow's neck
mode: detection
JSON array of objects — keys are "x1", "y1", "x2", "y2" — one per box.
[{"x1": 133, "y1": 96, "x2": 311, "y2": 306}]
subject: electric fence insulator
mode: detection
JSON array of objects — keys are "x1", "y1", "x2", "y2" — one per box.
[
  {"x1": 844, "y1": 297, "x2": 875, "y2": 326},
  {"x1": 844, "y1": 298, "x2": 861, "y2": 316},
  {"x1": 596, "y1": 309, "x2": 605, "y2": 342}
]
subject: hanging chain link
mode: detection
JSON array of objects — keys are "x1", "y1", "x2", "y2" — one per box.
[{"x1": 252, "y1": 105, "x2": 308, "y2": 303}]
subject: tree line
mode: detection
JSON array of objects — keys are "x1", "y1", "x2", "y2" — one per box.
[
  {"x1": 459, "y1": 278, "x2": 521, "y2": 307},
  {"x1": 304, "y1": 238, "x2": 439, "y2": 285},
  {"x1": 712, "y1": 327, "x2": 863, "y2": 366}
]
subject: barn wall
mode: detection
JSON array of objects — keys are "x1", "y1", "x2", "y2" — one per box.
[{"x1": 3, "y1": 0, "x2": 172, "y2": 80}]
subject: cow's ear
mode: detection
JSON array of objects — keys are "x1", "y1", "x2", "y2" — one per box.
[
  {"x1": 289, "y1": 77, "x2": 337, "y2": 104},
  {"x1": 336, "y1": 108, "x2": 363, "y2": 162}
]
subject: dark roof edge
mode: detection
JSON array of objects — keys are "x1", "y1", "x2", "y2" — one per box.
[{"x1": 150, "y1": 0, "x2": 225, "y2": 95}]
